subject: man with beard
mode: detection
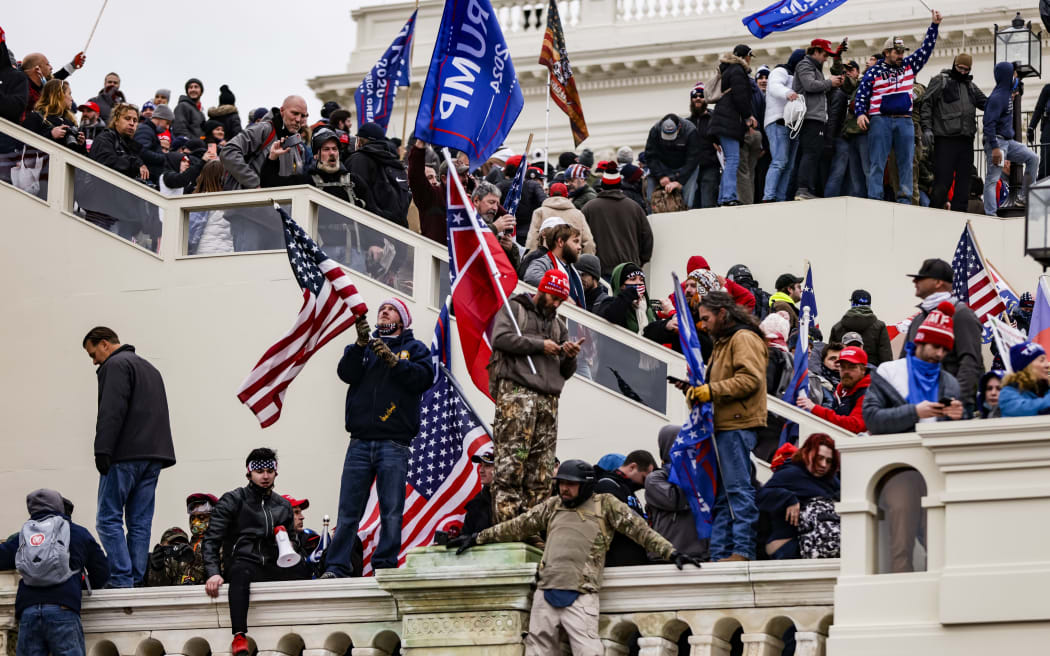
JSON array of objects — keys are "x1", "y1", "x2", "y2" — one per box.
[
  {"x1": 487, "y1": 269, "x2": 583, "y2": 525},
  {"x1": 472, "y1": 180, "x2": 521, "y2": 271},
  {"x1": 688, "y1": 291, "x2": 767, "y2": 562},
  {"x1": 524, "y1": 223, "x2": 585, "y2": 307},
  {"x1": 595, "y1": 450, "x2": 657, "y2": 566},
  {"x1": 347, "y1": 122, "x2": 410, "y2": 227},
  {"x1": 643, "y1": 268, "x2": 720, "y2": 361},
  {"x1": 448, "y1": 459, "x2": 700, "y2": 655},
  {"x1": 307, "y1": 128, "x2": 365, "y2": 207},
  {"x1": 687, "y1": 82, "x2": 722, "y2": 208},
  {"x1": 89, "y1": 71, "x2": 126, "y2": 123},
  {"x1": 797, "y1": 346, "x2": 872, "y2": 433}
]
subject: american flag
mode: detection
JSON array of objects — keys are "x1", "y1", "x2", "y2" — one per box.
[
  {"x1": 952, "y1": 223, "x2": 1006, "y2": 324},
  {"x1": 502, "y1": 155, "x2": 529, "y2": 216},
  {"x1": 668, "y1": 272, "x2": 716, "y2": 539},
  {"x1": 356, "y1": 301, "x2": 492, "y2": 574},
  {"x1": 236, "y1": 207, "x2": 367, "y2": 427}
]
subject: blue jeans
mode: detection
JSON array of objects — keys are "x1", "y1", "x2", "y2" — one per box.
[
  {"x1": 96, "y1": 459, "x2": 162, "y2": 587},
  {"x1": 823, "y1": 137, "x2": 851, "y2": 197},
  {"x1": 326, "y1": 439, "x2": 410, "y2": 575},
  {"x1": 710, "y1": 429, "x2": 758, "y2": 560},
  {"x1": 847, "y1": 133, "x2": 870, "y2": 198},
  {"x1": 18, "y1": 605, "x2": 85, "y2": 656},
  {"x1": 983, "y1": 139, "x2": 1040, "y2": 215},
  {"x1": 763, "y1": 123, "x2": 799, "y2": 201},
  {"x1": 867, "y1": 115, "x2": 914, "y2": 202},
  {"x1": 718, "y1": 137, "x2": 741, "y2": 204}
]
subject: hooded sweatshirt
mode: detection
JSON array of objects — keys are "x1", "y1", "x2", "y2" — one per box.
[
  {"x1": 644, "y1": 425, "x2": 709, "y2": 559},
  {"x1": 607, "y1": 262, "x2": 655, "y2": 334},
  {"x1": 829, "y1": 306, "x2": 893, "y2": 366},
  {"x1": 764, "y1": 50, "x2": 804, "y2": 127},
  {"x1": 983, "y1": 61, "x2": 1018, "y2": 150}
]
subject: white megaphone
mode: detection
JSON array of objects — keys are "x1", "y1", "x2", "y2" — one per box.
[{"x1": 274, "y1": 526, "x2": 301, "y2": 568}]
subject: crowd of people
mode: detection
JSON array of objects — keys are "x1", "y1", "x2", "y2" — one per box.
[{"x1": 5, "y1": 10, "x2": 1050, "y2": 655}]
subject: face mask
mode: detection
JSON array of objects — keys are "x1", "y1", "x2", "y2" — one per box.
[
  {"x1": 190, "y1": 516, "x2": 209, "y2": 536},
  {"x1": 376, "y1": 322, "x2": 400, "y2": 336}
]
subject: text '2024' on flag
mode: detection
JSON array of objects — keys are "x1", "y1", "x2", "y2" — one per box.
[
  {"x1": 355, "y1": 10, "x2": 417, "y2": 130},
  {"x1": 236, "y1": 206, "x2": 368, "y2": 427},
  {"x1": 668, "y1": 272, "x2": 717, "y2": 540},
  {"x1": 446, "y1": 168, "x2": 519, "y2": 398},
  {"x1": 539, "y1": 0, "x2": 588, "y2": 146},
  {"x1": 414, "y1": 0, "x2": 524, "y2": 169},
  {"x1": 743, "y1": 0, "x2": 849, "y2": 39},
  {"x1": 357, "y1": 299, "x2": 493, "y2": 574}
]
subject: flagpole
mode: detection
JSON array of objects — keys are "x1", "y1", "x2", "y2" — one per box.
[
  {"x1": 439, "y1": 362, "x2": 494, "y2": 436},
  {"x1": 544, "y1": 68, "x2": 552, "y2": 187},
  {"x1": 443, "y1": 149, "x2": 537, "y2": 375},
  {"x1": 401, "y1": 2, "x2": 419, "y2": 144},
  {"x1": 83, "y1": 0, "x2": 109, "y2": 53}
]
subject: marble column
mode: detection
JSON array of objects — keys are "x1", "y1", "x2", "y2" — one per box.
[
  {"x1": 688, "y1": 634, "x2": 731, "y2": 656},
  {"x1": 793, "y1": 631, "x2": 827, "y2": 656},
  {"x1": 636, "y1": 636, "x2": 677, "y2": 656},
  {"x1": 741, "y1": 632, "x2": 784, "y2": 656}
]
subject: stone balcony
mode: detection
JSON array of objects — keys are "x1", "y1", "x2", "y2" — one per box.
[{"x1": 0, "y1": 547, "x2": 836, "y2": 656}]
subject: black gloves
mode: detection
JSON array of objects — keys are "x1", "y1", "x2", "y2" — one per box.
[
  {"x1": 672, "y1": 551, "x2": 702, "y2": 570},
  {"x1": 95, "y1": 454, "x2": 111, "y2": 476},
  {"x1": 621, "y1": 285, "x2": 640, "y2": 301},
  {"x1": 446, "y1": 533, "x2": 478, "y2": 555},
  {"x1": 371, "y1": 339, "x2": 399, "y2": 368},
  {"x1": 355, "y1": 316, "x2": 371, "y2": 346}
]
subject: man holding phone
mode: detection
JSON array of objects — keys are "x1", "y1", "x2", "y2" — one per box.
[{"x1": 488, "y1": 269, "x2": 583, "y2": 525}]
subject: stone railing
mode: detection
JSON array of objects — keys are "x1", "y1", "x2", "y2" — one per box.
[
  {"x1": 0, "y1": 546, "x2": 836, "y2": 656},
  {"x1": 616, "y1": 0, "x2": 744, "y2": 22},
  {"x1": 493, "y1": 0, "x2": 582, "y2": 32}
]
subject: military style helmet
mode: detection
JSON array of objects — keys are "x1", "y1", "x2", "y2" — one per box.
[{"x1": 553, "y1": 459, "x2": 595, "y2": 483}]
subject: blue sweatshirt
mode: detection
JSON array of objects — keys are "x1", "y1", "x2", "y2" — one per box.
[
  {"x1": 983, "y1": 61, "x2": 1018, "y2": 150},
  {"x1": 999, "y1": 383, "x2": 1050, "y2": 417},
  {"x1": 0, "y1": 513, "x2": 109, "y2": 618}
]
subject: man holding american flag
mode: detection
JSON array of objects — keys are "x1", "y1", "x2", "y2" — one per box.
[{"x1": 321, "y1": 299, "x2": 433, "y2": 577}]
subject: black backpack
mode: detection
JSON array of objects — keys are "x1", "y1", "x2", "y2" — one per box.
[{"x1": 371, "y1": 161, "x2": 411, "y2": 227}]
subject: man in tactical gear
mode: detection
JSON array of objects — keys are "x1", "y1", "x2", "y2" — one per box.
[{"x1": 448, "y1": 459, "x2": 701, "y2": 655}]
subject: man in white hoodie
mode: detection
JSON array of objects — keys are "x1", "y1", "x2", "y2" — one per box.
[{"x1": 762, "y1": 50, "x2": 805, "y2": 202}]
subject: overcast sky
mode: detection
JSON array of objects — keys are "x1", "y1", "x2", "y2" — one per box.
[{"x1": 4, "y1": 0, "x2": 373, "y2": 121}]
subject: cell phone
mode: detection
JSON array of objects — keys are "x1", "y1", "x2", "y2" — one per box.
[
  {"x1": 207, "y1": 143, "x2": 217, "y2": 156},
  {"x1": 938, "y1": 397, "x2": 954, "y2": 406},
  {"x1": 666, "y1": 375, "x2": 689, "y2": 387},
  {"x1": 283, "y1": 133, "x2": 302, "y2": 149}
]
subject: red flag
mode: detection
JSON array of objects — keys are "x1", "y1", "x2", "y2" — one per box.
[
  {"x1": 446, "y1": 178, "x2": 517, "y2": 399},
  {"x1": 539, "y1": 0, "x2": 589, "y2": 146}
]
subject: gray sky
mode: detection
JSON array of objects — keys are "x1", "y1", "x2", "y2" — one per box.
[{"x1": 4, "y1": 0, "x2": 372, "y2": 122}]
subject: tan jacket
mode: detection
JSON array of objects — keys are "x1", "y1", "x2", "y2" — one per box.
[
  {"x1": 524, "y1": 196, "x2": 596, "y2": 254},
  {"x1": 488, "y1": 293, "x2": 577, "y2": 396},
  {"x1": 707, "y1": 325, "x2": 768, "y2": 430}
]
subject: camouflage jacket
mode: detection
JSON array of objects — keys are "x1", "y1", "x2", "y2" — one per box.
[
  {"x1": 145, "y1": 539, "x2": 207, "y2": 586},
  {"x1": 476, "y1": 493, "x2": 674, "y2": 593}
]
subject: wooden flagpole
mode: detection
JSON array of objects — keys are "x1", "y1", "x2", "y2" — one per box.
[{"x1": 83, "y1": 0, "x2": 110, "y2": 53}]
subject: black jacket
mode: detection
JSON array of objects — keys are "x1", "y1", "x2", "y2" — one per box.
[
  {"x1": 645, "y1": 114, "x2": 701, "y2": 183},
  {"x1": 595, "y1": 470, "x2": 650, "y2": 566},
  {"x1": 134, "y1": 120, "x2": 168, "y2": 181},
  {"x1": 337, "y1": 329, "x2": 433, "y2": 443},
  {"x1": 207, "y1": 104, "x2": 243, "y2": 140},
  {"x1": 0, "y1": 40, "x2": 29, "y2": 123},
  {"x1": 583, "y1": 282, "x2": 612, "y2": 315},
  {"x1": 21, "y1": 111, "x2": 86, "y2": 154},
  {"x1": 710, "y1": 53, "x2": 754, "y2": 142},
  {"x1": 687, "y1": 109, "x2": 721, "y2": 169},
  {"x1": 159, "y1": 152, "x2": 205, "y2": 194},
  {"x1": 826, "y1": 85, "x2": 848, "y2": 140},
  {"x1": 829, "y1": 306, "x2": 893, "y2": 367},
  {"x1": 347, "y1": 140, "x2": 410, "y2": 227},
  {"x1": 94, "y1": 345, "x2": 176, "y2": 467},
  {"x1": 90, "y1": 128, "x2": 145, "y2": 178},
  {"x1": 307, "y1": 161, "x2": 366, "y2": 206},
  {"x1": 0, "y1": 512, "x2": 109, "y2": 618},
  {"x1": 173, "y1": 95, "x2": 205, "y2": 140},
  {"x1": 514, "y1": 179, "x2": 547, "y2": 238},
  {"x1": 88, "y1": 87, "x2": 126, "y2": 124},
  {"x1": 202, "y1": 484, "x2": 298, "y2": 576},
  {"x1": 461, "y1": 485, "x2": 493, "y2": 535}
]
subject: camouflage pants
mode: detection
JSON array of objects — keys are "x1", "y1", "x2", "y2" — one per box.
[{"x1": 491, "y1": 380, "x2": 559, "y2": 524}]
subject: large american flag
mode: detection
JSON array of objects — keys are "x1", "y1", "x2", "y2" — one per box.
[
  {"x1": 356, "y1": 301, "x2": 492, "y2": 574},
  {"x1": 236, "y1": 207, "x2": 367, "y2": 427},
  {"x1": 952, "y1": 223, "x2": 1006, "y2": 323}
]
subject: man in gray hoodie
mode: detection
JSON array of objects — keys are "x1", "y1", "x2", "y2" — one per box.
[
  {"x1": 792, "y1": 38, "x2": 844, "y2": 200},
  {"x1": 645, "y1": 425, "x2": 710, "y2": 561}
]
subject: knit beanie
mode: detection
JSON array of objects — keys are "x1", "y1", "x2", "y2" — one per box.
[
  {"x1": 954, "y1": 53, "x2": 973, "y2": 69},
  {"x1": 538, "y1": 269, "x2": 570, "y2": 300},
  {"x1": 578, "y1": 148, "x2": 594, "y2": 167},
  {"x1": 185, "y1": 77, "x2": 204, "y2": 93},
  {"x1": 914, "y1": 301, "x2": 955, "y2": 350},
  {"x1": 1009, "y1": 342, "x2": 1045, "y2": 374},
  {"x1": 218, "y1": 84, "x2": 236, "y2": 106},
  {"x1": 565, "y1": 164, "x2": 589, "y2": 180},
  {"x1": 760, "y1": 312, "x2": 790, "y2": 344},
  {"x1": 596, "y1": 160, "x2": 621, "y2": 187},
  {"x1": 379, "y1": 297, "x2": 412, "y2": 329},
  {"x1": 686, "y1": 255, "x2": 710, "y2": 272},
  {"x1": 616, "y1": 146, "x2": 634, "y2": 165},
  {"x1": 688, "y1": 269, "x2": 723, "y2": 296}
]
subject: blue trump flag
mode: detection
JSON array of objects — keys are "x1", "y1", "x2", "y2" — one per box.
[
  {"x1": 743, "y1": 0, "x2": 849, "y2": 39},
  {"x1": 668, "y1": 272, "x2": 717, "y2": 540},
  {"x1": 502, "y1": 154, "x2": 529, "y2": 215},
  {"x1": 780, "y1": 263, "x2": 818, "y2": 445},
  {"x1": 355, "y1": 11, "x2": 417, "y2": 130},
  {"x1": 414, "y1": 0, "x2": 524, "y2": 169}
]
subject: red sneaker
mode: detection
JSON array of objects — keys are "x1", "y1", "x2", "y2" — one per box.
[{"x1": 231, "y1": 634, "x2": 250, "y2": 656}]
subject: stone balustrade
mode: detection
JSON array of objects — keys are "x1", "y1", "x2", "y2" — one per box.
[{"x1": 0, "y1": 546, "x2": 835, "y2": 655}]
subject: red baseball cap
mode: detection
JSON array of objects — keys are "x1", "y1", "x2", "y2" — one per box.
[
  {"x1": 78, "y1": 101, "x2": 101, "y2": 114},
  {"x1": 838, "y1": 346, "x2": 868, "y2": 366},
  {"x1": 810, "y1": 39, "x2": 835, "y2": 55},
  {"x1": 281, "y1": 495, "x2": 310, "y2": 510},
  {"x1": 538, "y1": 268, "x2": 570, "y2": 301}
]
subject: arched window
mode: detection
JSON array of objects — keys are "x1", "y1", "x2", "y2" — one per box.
[{"x1": 875, "y1": 467, "x2": 928, "y2": 573}]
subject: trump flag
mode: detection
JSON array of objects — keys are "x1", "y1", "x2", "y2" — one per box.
[
  {"x1": 743, "y1": 0, "x2": 849, "y2": 39},
  {"x1": 414, "y1": 0, "x2": 524, "y2": 169},
  {"x1": 355, "y1": 11, "x2": 416, "y2": 130}
]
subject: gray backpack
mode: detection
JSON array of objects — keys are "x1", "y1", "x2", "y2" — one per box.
[{"x1": 15, "y1": 516, "x2": 76, "y2": 586}]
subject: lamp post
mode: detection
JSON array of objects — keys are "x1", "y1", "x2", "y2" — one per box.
[{"x1": 994, "y1": 13, "x2": 1042, "y2": 216}]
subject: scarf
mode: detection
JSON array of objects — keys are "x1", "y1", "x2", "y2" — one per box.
[
  {"x1": 919, "y1": 291, "x2": 952, "y2": 312},
  {"x1": 905, "y1": 341, "x2": 941, "y2": 406},
  {"x1": 547, "y1": 252, "x2": 586, "y2": 308}
]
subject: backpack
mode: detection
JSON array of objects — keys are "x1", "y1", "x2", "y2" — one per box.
[
  {"x1": 372, "y1": 162, "x2": 411, "y2": 226},
  {"x1": 15, "y1": 515, "x2": 77, "y2": 586}
]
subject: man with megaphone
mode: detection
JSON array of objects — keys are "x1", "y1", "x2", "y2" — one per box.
[{"x1": 201, "y1": 448, "x2": 309, "y2": 656}]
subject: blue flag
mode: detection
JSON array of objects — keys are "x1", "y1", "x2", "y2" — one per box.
[
  {"x1": 502, "y1": 156, "x2": 529, "y2": 215},
  {"x1": 414, "y1": 0, "x2": 524, "y2": 170},
  {"x1": 667, "y1": 273, "x2": 717, "y2": 540},
  {"x1": 355, "y1": 11, "x2": 417, "y2": 131},
  {"x1": 743, "y1": 0, "x2": 849, "y2": 39},
  {"x1": 780, "y1": 264, "x2": 817, "y2": 445}
]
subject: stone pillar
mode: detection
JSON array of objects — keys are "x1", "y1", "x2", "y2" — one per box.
[
  {"x1": 602, "y1": 639, "x2": 629, "y2": 656},
  {"x1": 302, "y1": 650, "x2": 338, "y2": 656},
  {"x1": 792, "y1": 631, "x2": 826, "y2": 656},
  {"x1": 688, "y1": 634, "x2": 731, "y2": 656},
  {"x1": 740, "y1": 633, "x2": 784, "y2": 656},
  {"x1": 636, "y1": 636, "x2": 677, "y2": 656},
  {"x1": 349, "y1": 649, "x2": 388, "y2": 656},
  {"x1": 376, "y1": 544, "x2": 542, "y2": 656}
]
